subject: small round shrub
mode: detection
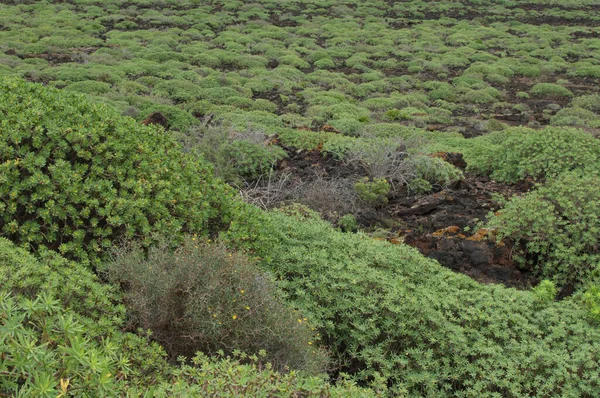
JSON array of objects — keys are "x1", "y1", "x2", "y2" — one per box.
[
  {"x1": 354, "y1": 177, "x2": 390, "y2": 206},
  {"x1": 530, "y1": 83, "x2": 573, "y2": 99},
  {"x1": 338, "y1": 214, "x2": 358, "y2": 232},
  {"x1": 406, "y1": 155, "x2": 463, "y2": 191},
  {"x1": 551, "y1": 107, "x2": 600, "y2": 128},
  {"x1": 106, "y1": 238, "x2": 328, "y2": 374},
  {"x1": 65, "y1": 80, "x2": 112, "y2": 94}
]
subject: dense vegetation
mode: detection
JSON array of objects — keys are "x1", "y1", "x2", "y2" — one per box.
[{"x1": 2, "y1": 0, "x2": 600, "y2": 396}]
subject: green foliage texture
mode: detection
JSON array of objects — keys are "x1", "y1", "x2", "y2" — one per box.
[{"x1": 0, "y1": 78, "x2": 234, "y2": 266}]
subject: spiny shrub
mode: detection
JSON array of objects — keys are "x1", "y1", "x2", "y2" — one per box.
[
  {"x1": 105, "y1": 238, "x2": 328, "y2": 374},
  {"x1": 224, "y1": 206, "x2": 600, "y2": 396},
  {"x1": 487, "y1": 171, "x2": 600, "y2": 287},
  {"x1": 0, "y1": 78, "x2": 233, "y2": 266}
]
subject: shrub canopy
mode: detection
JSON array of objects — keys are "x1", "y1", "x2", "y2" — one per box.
[{"x1": 0, "y1": 78, "x2": 234, "y2": 266}]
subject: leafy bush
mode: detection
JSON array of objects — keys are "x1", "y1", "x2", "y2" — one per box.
[
  {"x1": 530, "y1": 83, "x2": 573, "y2": 99},
  {"x1": 0, "y1": 238, "x2": 362, "y2": 396},
  {"x1": 227, "y1": 140, "x2": 287, "y2": 180},
  {"x1": 487, "y1": 171, "x2": 600, "y2": 287},
  {"x1": 580, "y1": 285, "x2": 600, "y2": 324},
  {"x1": 225, "y1": 207, "x2": 600, "y2": 396},
  {"x1": 183, "y1": 124, "x2": 287, "y2": 183},
  {"x1": 0, "y1": 78, "x2": 233, "y2": 266},
  {"x1": 464, "y1": 127, "x2": 600, "y2": 183},
  {"x1": 551, "y1": 107, "x2": 600, "y2": 128},
  {"x1": 65, "y1": 80, "x2": 112, "y2": 94},
  {"x1": 406, "y1": 155, "x2": 463, "y2": 192},
  {"x1": 105, "y1": 238, "x2": 328, "y2": 374},
  {"x1": 0, "y1": 238, "x2": 172, "y2": 396},
  {"x1": 143, "y1": 351, "x2": 376, "y2": 397},
  {"x1": 354, "y1": 177, "x2": 390, "y2": 206},
  {"x1": 532, "y1": 280, "x2": 558, "y2": 305},
  {"x1": 338, "y1": 214, "x2": 358, "y2": 232}
]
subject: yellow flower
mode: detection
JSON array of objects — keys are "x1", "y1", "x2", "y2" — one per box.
[
  {"x1": 298, "y1": 319, "x2": 302, "y2": 323},
  {"x1": 308, "y1": 342, "x2": 313, "y2": 345},
  {"x1": 213, "y1": 314, "x2": 217, "y2": 318},
  {"x1": 245, "y1": 306, "x2": 250, "y2": 310},
  {"x1": 240, "y1": 290, "x2": 245, "y2": 294},
  {"x1": 232, "y1": 315, "x2": 237, "y2": 320}
]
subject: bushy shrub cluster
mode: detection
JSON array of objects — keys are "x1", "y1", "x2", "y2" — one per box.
[
  {"x1": 105, "y1": 238, "x2": 328, "y2": 374},
  {"x1": 0, "y1": 78, "x2": 233, "y2": 266},
  {"x1": 224, "y1": 206, "x2": 600, "y2": 396},
  {"x1": 487, "y1": 171, "x2": 600, "y2": 287},
  {"x1": 462, "y1": 127, "x2": 600, "y2": 183},
  {"x1": 1, "y1": 238, "x2": 364, "y2": 397},
  {"x1": 0, "y1": 238, "x2": 172, "y2": 396}
]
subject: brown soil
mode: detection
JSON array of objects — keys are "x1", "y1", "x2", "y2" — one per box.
[
  {"x1": 393, "y1": 174, "x2": 534, "y2": 288},
  {"x1": 276, "y1": 145, "x2": 536, "y2": 289}
]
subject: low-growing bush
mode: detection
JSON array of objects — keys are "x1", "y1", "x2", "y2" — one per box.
[
  {"x1": 105, "y1": 238, "x2": 328, "y2": 374},
  {"x1": 464, "y1": 127, "x2": 600, "y2": 183},
  {"x1": 354, "y1": 177, "x2": 390, "y2": 206},
  {"x1": 0, "y1": 238, "x2": 172, "y2": 396},
  {"x1": 183, "y1": 125, "x2": 287, "y2": 183},
  {"x1": 487, "y1": 171, "x2": 600, "y2": 287},
  {"x1": 530, "y1": 83, "x2": 573, "y2": 99},
  {"x1": 406, "y1": 155, "x2": 463, "y2": 193},
  {"x1": 551, "y1": 107, "x2": 600, "y2": 128},
  {"x1": 223, "y1": 207, "x2": 600, "y2": 396},
  {"x1": 1, "y1": 238, "x2": 361, "y2": 396}
]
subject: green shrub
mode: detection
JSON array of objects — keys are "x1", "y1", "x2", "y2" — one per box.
[
  {"x1": 314, "y1": 57, "x2": 336, "y2": 69},
  {"x1": 406, "y1": 155, "x2": 463, "y2": 192},
  {"x1": 225, "y1": 207, "x2": 600, "y2": 396},
  {"x1": 0, "y1": 238, "x2": 361, "y2": 396},
  {"x1": 530, "y1": 83, "x2": 573, "y2": 99},
  {"x1": 143, "y1": 351, "x2": 376, "y2": 397},
  {"x1": 354, "y1": 177, "x2": 390, "y2": 206},
  {"x1": 105, "y1": 238, "x2": 328, "y2": 374},
  {"x1": 532, "y1": 280, "x2": 558, "y2": 305},
  {"x1": 0, "y1": 78, "x2": 233, "y2": 266},
  {"x1": 224, "y1": 139, "x2": 288, "y2": 181},
  {"x1": 461, "y1": 87, "x2": 502, "y2": 104},
  {"x1": 338, "y1": 214, "x2": 358, "y2": 232},
  {"x1": 65, "y1": 80, "x2": 112, "y2": 94},
  {"x1": 0, "y1": 238, "x2": 172, "y2": 396},
  {"x1": 487, "y1": 171, "x2": 600, "y2": 287},
  {"x1": 184, "y1": 125, "x2": 287, "y2": 183},
  {"x1": 580, "y1": 285, "x2": 600, "y2": 324},
  {"x1": 465, "y1": 127, "x2": 600, "y2": 183},
  {"x1": 551, "y1": 107, "x2": 600, "y2": 128}
]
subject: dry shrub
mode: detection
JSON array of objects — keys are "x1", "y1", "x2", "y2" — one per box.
[
  {"x1": 105, "y1": 238, "x2": 328, "y2": 375},
  {"x1": 291, "y1": 175, "x2": 359, "y2": 217}
]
